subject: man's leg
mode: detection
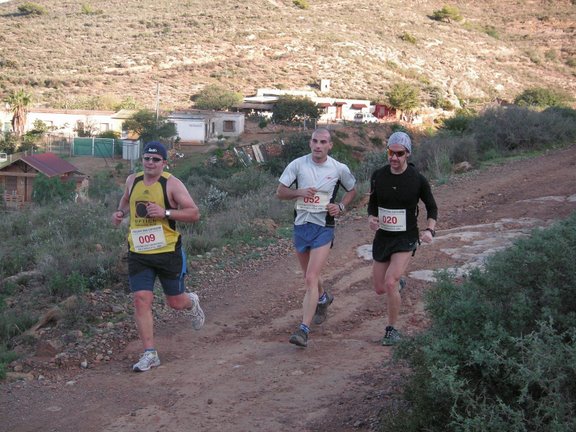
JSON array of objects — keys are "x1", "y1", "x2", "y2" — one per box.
[
  {"x1": 297, "y1": 243, "x2": 332, "y2": 327},
  {"x1": 133, "y1": 290, "x2": 155, "y2": 350},
  {"x1": 164, "y1": 277, "x2": 205, "y2": 331},
  {"x1": 383, "y1": 252, "x2": 412, "y2": 327},
  {"x1": 166, "y1": 292, "x2": 192, "y2": 309}
]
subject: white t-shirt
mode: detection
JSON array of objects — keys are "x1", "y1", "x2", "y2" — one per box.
[{"x1": 278, "y1": 154, "x2": 356, "y2": 226}]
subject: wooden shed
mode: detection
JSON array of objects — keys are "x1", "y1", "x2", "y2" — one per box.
[{"x1": 0, "y1": 153, "x2": 85, "y2": 208}]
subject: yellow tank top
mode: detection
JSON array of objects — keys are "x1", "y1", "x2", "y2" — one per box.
[{"x1": 127, "y1": 171, "x2": 180, "y2": 254}]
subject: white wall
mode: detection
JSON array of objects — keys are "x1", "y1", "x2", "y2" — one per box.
[{"x1": 170, "y1": 117, "x2": 206, "y2": 142}]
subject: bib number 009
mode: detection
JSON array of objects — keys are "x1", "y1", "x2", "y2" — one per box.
[
  {"x1": 138, "y1": 233, "x2": 156, "y2": 244},
  {"x1": 130, "y1": 225, "x2": 167, "y2": 252}
]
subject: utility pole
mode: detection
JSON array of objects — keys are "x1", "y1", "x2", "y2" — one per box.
[{"x1": 155, "y1": 83, "x2": 160, "y2": 121}]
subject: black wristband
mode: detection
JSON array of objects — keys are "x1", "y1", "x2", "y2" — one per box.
[
  {"x1": 117, "y1": 209, "x2": 125, "y2": 217},
  {"x1": 425, "y1": 228, "x2": 435, "y2": 237}
]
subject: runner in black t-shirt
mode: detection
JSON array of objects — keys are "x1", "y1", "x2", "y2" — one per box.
[{"x1": 367, "y1": 132, "x2": 438, "y2": 345}]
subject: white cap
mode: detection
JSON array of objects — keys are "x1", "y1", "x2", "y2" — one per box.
[{"x1": 387, "y1": 132, "x2": 412, "y2": 153}]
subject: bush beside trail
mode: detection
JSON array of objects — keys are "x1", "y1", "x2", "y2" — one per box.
[{"x1": 382, "y1": 213, "x2": 576, "y2": 432}]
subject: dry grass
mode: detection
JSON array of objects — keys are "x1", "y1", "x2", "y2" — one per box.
[{"x1": 0, "y1": 0, "x2": 574, "y2": 110}]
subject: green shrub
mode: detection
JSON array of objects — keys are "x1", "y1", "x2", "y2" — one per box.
[
  {"x1": 80, "y1": 4, "x2": 103, "y2": 15},
  {"x1": 483, "y1": 25, "x2": 499, "y2": 39},
  {"x1": 544, "y1": 49, "x2": 557, "y2": 62},
  {"x1": 514, "y1": 87, "x2": 572, "y2": 108},
  {"x1": 526, "y1": 48, "x2": 542, "y2": 65},
  {"x1": 0, "y1": 240, "x2": 36, "y2": 276},
  {"x1": 431, "y1": 5, "x2": 463, "y2": 23},
  {"x1": 369, "y1": 136, "x2": 384, "y2": 148},
  {"x1": 200, "y1": 185, "x2": 229, "y2": 213},
  {"x1": 18, "y1": 2, "x2": 46, "y2": 15},
  {"x1": 88, "y1": 170, "x2": 122, "y2": 201},
  {"x1": 406, "y1": 132, "x2": 479, "y2": 181},
  {"x1": 384, "y1": 213, "x2": 576, "y2": 432},
  {"x1": 356, "y1": 151, "x2": 388, "y2": 183},
  {"x1": 0, "y1": 346, "x2": 20, "y2": 380},
  {"x1": 471, "y1": 105, "x2": 576, "y2": 155},
  {"x1": 32, "y1": 174, "x2": 76, "y2": 204},
  {"x1": 47, "y1": 271, "x2": 87, "y2": 298},
  {"x1": 293, "y1": 0, "x2": 309, "y2": 9},
  {"x1": 264, "y1": 132, "x2": 310, "y2": 176},
  {"x1": 399, "y1": 32, "x2": 417, "y2": 44},
  {"x1": 440, "y1": 108, "x2": 475, "y2": 133}
]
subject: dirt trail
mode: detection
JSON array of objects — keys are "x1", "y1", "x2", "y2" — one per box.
[{"x1": 1, "y1": 146, "x2": 576, "y2": 432}]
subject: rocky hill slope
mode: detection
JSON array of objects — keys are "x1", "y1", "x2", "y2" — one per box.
[{"x1": 1, "y1": 0, "x2": 575, "y2": 110}]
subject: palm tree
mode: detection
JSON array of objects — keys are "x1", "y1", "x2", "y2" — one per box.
[{"x1": 6, "y1": 89, "x2": 32, "y2": 137}]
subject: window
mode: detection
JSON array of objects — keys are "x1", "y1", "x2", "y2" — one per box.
[{"x1": 223, "y1": 120, "x2": 235, "y2": 133}]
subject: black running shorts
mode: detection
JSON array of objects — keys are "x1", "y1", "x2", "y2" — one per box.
[{"x1": 372, "y1": 235, "x2": 418, "y2": 263}]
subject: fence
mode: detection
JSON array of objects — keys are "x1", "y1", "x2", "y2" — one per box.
[{"x1": 73, "y1": 138, "x2": 122, "y2": 158}]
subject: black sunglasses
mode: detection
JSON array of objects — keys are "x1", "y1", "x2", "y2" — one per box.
[
  {"x1": 143, "y1": 156, "x2": 164, "y2": 163},
  {"x1": 387, "y1": 149, "x2": 406, "y2": 158}
]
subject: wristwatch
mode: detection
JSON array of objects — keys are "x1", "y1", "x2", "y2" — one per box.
[
  {"x1": 425, "y1": 228, "x2": 436, "y2": 237},
  {"x1": 165, "y1": 209, "x2": 171, "y2": 219}
]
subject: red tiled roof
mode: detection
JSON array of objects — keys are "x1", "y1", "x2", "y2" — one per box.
[
  {"x1": 316, "y1": 102, "x2": 331, "y2": 108},
  {"x1": 20, "y1": 153, "x2": 81, "y2": 177},
  {"x1": 351, "y1": 104, "x2": 367, "y2": 109},
  {"x1": 333, "y1": 101, "x2": 347, "y2": 106}
]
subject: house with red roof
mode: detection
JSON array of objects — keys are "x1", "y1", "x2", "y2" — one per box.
[{"x1": 0, "y1": 153, "x2": 85, "y2": 208}]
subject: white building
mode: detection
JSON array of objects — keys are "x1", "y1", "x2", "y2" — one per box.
[
  {"x1": 237, "y1": 88, "x2": 372, "y2": 122},
  {"x1": 0, "y1": 108, "x2": 244, "y2": 144},
  {"x1": 170, "y1": 110, "x2": 245, "y2": 144}
]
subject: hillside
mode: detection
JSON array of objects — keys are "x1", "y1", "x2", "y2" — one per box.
[{"x1": 1, "y1": 0, "x2": 575, "y2": 110}]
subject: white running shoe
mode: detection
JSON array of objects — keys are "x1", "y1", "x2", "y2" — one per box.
[
  {"x1": 188, "y1": 292, "x2": 205, "y2": 330},
  {"x1": 132, "y1": 350, "x2": 161, "y2": 372}
]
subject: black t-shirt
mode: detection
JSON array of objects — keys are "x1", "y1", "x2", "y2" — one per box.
[{"x1": 368, "y1": 164, "x2": 438, "y2": 239}]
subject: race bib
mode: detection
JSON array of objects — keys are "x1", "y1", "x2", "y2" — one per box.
[
  {"x1": 130, "y1": 225, "x2": 167, "y2": 252},
  {"x1": 378, "y1": 207, "x2": 407, "y2": 232},
  {"x1": 296, "y1": 192, "x2": 330, "y2": 213}
]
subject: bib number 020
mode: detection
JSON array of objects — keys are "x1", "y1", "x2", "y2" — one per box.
[{"x1": 378, "y1": 207, "x2": 407, "y2": 232}]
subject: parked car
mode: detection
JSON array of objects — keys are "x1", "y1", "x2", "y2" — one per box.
[{"x1": 354, "y1": 112, "x2": 379, "y2": 123}]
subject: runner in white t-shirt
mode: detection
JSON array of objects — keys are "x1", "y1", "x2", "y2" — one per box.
[{"x1": 277, "y1": 128, "x2": 356, "y2": 347}]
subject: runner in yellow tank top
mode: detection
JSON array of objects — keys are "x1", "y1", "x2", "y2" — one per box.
[
  {"x1": 112, "y1": 142, "x2": 205, "y2": 372},
  {"x1": 127, "y1": 171, "x2": 180, "y2": 254}
]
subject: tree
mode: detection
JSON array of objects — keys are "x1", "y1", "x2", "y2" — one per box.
[
  {"x1": 386, "y1": 83, "x2": 420, "y2": 119},
  {"x1": 272, "y1": 96, "x2": 319, "y2": 124},
  {"x1": 5, "y1": 89, "x2": 32, "y2": 138},
  {"x1": 0, "y1": 132, "x2": 19, "y2": 154},
  {"x1": 122, "y1": 110, "x2": 177, "y2": 143},
  {"x1": 192, "y1": 85, "x2": 243, "y2": 111}
]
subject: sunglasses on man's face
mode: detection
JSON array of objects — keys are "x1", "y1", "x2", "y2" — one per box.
[
  {"x1": 143, "y1": 156, "x2": 164, "y2": 163},
  {"x1": 387, "y1": 149, "x2": 406, "y2": 158}
]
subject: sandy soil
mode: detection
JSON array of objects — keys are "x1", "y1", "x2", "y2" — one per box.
[{"x1": 1, "y1": 145, "x2": 575, "y2": 432}]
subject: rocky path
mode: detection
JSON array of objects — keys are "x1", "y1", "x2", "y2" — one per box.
[{"x1": 1, "y1": 146, "x2": 575, "y2": 432}]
